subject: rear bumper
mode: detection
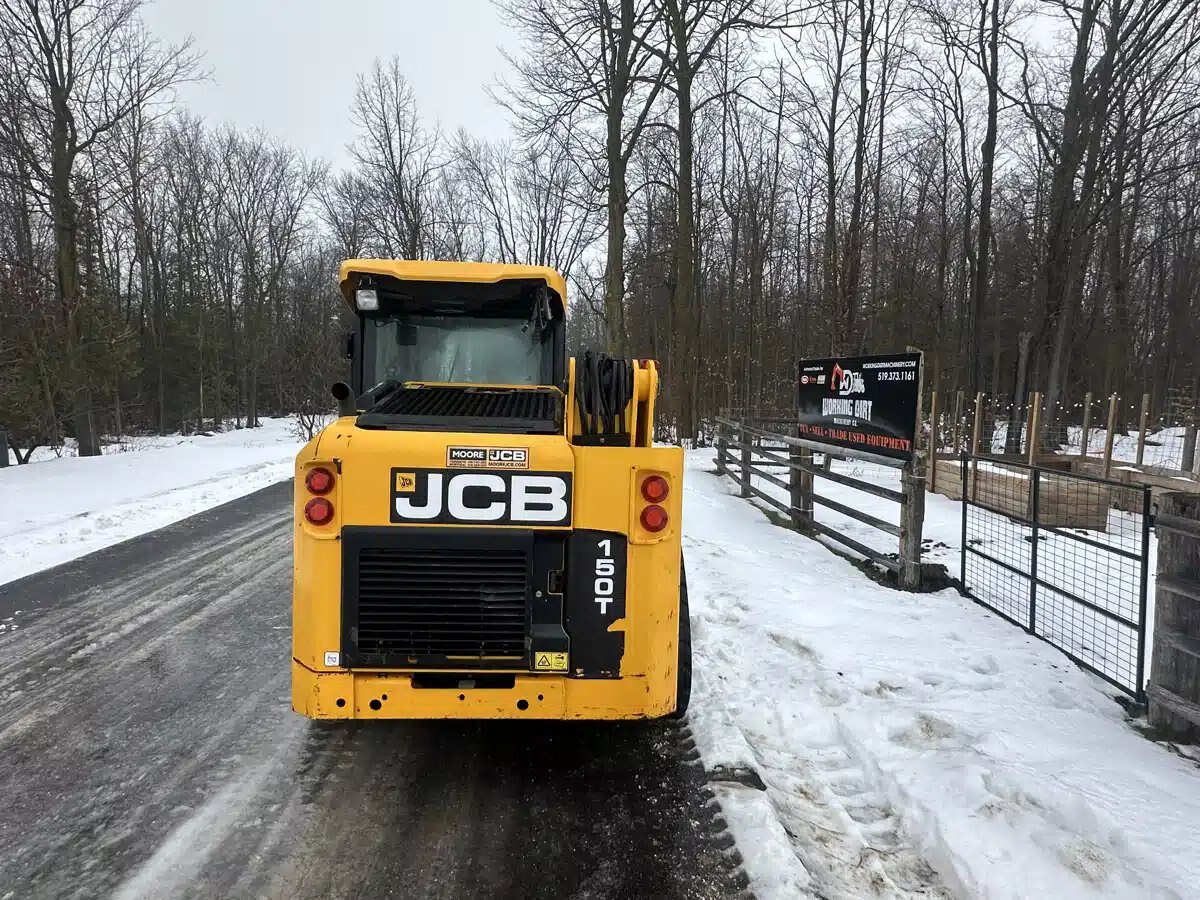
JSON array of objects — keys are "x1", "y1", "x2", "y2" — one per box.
[{"x1": 291, "y1": 659, "x2": 675, "y2": 720}]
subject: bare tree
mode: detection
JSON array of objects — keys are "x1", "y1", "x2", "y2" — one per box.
[
  {"x1": 348, "y1": 57, "x2": 442, "y2": 259},
  {"x1": 499, "y1": 0, "x2": 668, "y2": 352},
  {"x1": 0, "y1": 0, "x2": 198, "y2": 454}
]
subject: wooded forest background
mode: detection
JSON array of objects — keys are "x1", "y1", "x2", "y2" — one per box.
[{"x1": 2, "y1": 0, "x2": 1198, "y2": 459}]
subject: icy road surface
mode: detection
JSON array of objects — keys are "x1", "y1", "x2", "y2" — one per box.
[{"x1": 0, "y1": 484, "x2": 748, "y2": 900}]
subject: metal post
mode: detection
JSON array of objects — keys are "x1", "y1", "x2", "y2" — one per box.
[
  {"x1": 1135, "y1": 487, "x2": 1151, "y2": 702},
  {"x1": 1028, "y1": 469, "x2": 1040, "y2": 634},
  {"x1": 1080, "y1": 391, "x2": 1093, "y2": 457},
  {"x1": 0, "y1": 429, "x2": 8, "y2": 468},
  {"x1": 960, "y1": 451, "x2": 969, "y2": 587},
  {"x1": 1136, "y1": 392, "x2": 1151, "y2": 466}
]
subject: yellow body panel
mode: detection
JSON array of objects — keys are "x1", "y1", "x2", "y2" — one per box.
[
  {"x1": 338, "y1": 259, "x2": 569, "y2": 308},
  {"x1": 291, "y1": 424, "x2": 684, "y2": 721}
]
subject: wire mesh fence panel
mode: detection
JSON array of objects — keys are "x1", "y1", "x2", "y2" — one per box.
[{"x1": 960, "y1": 456, "x2": 1150, "y2": 699}]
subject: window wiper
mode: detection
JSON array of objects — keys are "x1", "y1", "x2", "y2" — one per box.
[{"x1": 522, "y1": 286, "x2": 553, "y2": 338}]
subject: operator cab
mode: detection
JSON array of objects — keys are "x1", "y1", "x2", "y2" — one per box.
[{"x1": 340, "y1": 263, "x2": 567, "y2": 434}]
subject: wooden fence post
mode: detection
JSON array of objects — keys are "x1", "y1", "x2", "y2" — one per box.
[
  {"x1": 1103, "y1": 393, "x2": 1119, "y2": 479},
  {"x1": 1182, "y1": 423, "x2": 1197, "y2": 476},
  {"x1": 951, "y1": 390, "x2": 964, "y2": 455},
  {"x1": 900, "y1": 451, "x2": 926, "y2": 590},
  {"x1": 927, "y1": 390, "x2": 939, "y2": 490},
  {"x1": 1136, "y1": 392, "x2": 1151, "y2": 466},
  {"x1": 1026, "y1": 392, "x2": 1042, "y2": 465},
  {"x1": 1148, "y1": 493, "x2": 1200, "y2": 740},
  {"x1": 739, "y1": 415, "x2": 751, "y2": 498},
  {"x1": 789, "y1": 425, "x2": 814, "y2": 530},
  {"x1": 970, "y1": 392, "x2": 984, "y2": 455},
  {"x1": 1080, "y1": 391, "x2": 1093, "y2": 457},
  {"x1": 969, "y1": 393, "x2": 984, "y2": 501},
  {"x1": 715, "y1": 417, "x2": 727, "y2": 475}
]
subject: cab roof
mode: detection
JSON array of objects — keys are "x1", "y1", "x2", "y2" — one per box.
[{"x1": 338, "y1": 259, "x2": 568, "y2": 310}]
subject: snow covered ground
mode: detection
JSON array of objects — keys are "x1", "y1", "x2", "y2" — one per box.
[
  {"x1": 0, "y1": 418, "x2": 305, "y2": 589},
  {"x1": 685, "y1": 450, "x2": 1199, "y2": 900},
  {"x1": 730, "y1": 450, "x2": 1160, "y2": 692}
]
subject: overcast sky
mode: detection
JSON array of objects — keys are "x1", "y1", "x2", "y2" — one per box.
[{"x1": 142, "y1": 0, "x2": 516, "y2": 168}]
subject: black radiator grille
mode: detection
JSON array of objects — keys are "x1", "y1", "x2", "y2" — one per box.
[
  {"x1": 371, "y1": 386, "x2": 561, "y2": 420},
  {"x1": 353, "y1": 546, "x2": 529, "y2": 660}
]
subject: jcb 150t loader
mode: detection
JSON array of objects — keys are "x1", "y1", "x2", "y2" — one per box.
[{"x1": 291, "y1": 260, "x2": 689, "y2": 720}]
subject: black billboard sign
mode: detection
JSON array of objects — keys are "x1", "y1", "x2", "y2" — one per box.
[{"x1": 796, "y1": 352, "x2": 922, "y2": 461}]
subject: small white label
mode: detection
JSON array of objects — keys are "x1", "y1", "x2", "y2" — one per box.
[{"x1": 324, "y1": 651, "x2": 340, "y2": 667}]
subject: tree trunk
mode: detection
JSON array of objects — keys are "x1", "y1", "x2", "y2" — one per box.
[
  {"x1": 674, "y1": 65, "x2": 697, "y2": 443},
  {"x1": 54, "y1": 166, "x2": 100, "y2": 458}
]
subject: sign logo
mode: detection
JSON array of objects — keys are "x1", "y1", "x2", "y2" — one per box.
[
  {"x1": 446, "y1": 446, "x2": 530, "y2": 469},
  {"x1": 390, "y1": 468, "x2": 572, "y2": 526},
  {"x1": 831, "y1": 362, "x2": 867, "y2": 396}
]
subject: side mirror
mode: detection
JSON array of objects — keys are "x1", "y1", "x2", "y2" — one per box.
[{"x1": 344, "y1": 331, "x2": 356, "y2": 360}]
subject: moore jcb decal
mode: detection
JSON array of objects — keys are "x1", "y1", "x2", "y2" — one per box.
[
  {"x1": 446, "y1": 446, "x2": 530, "y2": 469},
  {"x1": 390, "y1": 468, "x2": 572, "y2": 526}
]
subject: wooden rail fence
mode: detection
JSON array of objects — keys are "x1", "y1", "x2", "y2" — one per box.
[{"x1": 714, "y1": 413, "x2": 927, "y2": 590}]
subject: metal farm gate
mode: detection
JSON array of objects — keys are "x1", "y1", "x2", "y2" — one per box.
[{"x1": 960, "y1": 455, "x2": 1152, "y2": 700}]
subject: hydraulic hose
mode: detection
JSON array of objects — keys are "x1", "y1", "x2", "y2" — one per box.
[{"x1": 575, "y1": 352, "x2": 635, "y2": 441}]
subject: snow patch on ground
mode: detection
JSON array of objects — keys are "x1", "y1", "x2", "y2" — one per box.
[
  {"x1": 0, "y1": 418, "x2": 304, "y2": 587},
  {"x1": 684, "y1": 450, "x2": 1199, "y2": 900}
]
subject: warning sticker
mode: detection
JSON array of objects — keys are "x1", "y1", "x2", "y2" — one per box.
[{"x1": 533, "y1": 651, "x2": 568, "y2": 672}]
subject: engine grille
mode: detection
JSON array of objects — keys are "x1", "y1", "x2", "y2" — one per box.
[
  {"x1": 371, "y1": 386, "x2": 561, "y2": 420},
  {"x1": 352, "y1": 546, "x2": 529, "y2": 661}
]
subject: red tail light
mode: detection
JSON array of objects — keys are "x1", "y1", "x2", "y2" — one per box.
[
  {"x1": 640, "y1": 504, "x2": 668, "y2": 533},
  {"x1": 641, "y1": 475, "x2": 670, "y2": 503},
  {"x1": 304, "y1": 497, "x2": 335, "y2": 525},
  {"x1": 305, "y1": 466, "x2": 335, "y2": 495}
]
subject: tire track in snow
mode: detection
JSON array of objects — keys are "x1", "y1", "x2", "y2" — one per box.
[{"x1": 684, "y1": 527, "x2": 956, "y2": 900}]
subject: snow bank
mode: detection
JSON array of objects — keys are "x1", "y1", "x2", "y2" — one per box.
[
  {"x1": 0, "y1": 418, "x2": 304, "y2": 588},
  {"x1": 685, "y1": 451, "x2": 1198, "y2": 900}
]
